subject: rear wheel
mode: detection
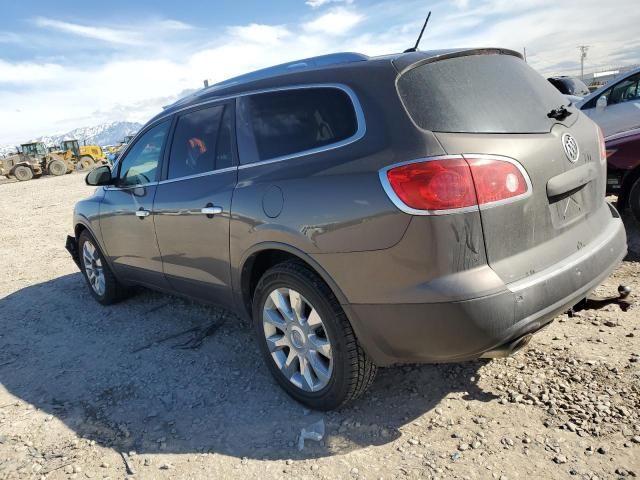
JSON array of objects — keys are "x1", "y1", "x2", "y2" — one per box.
[
  {"x1": 13, "y1": 165, "x2": 33, "y2": 181},
  {"x1": 629, "y1": 178, "x2": 640, "y2": 223},
  {"x1": 78, "y1": 231, "x2": 129, "y2": 305},
  {"x1": 252, "y1": 261, "x2": 376, "y2": 410},
  {"x1": 48, "y1": 159, "x2": 67, "y2": 176}
]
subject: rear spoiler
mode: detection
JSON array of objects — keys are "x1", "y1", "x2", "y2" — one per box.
[{"x1": 392, "y1": 48, "x2": 523, "y2": 75}]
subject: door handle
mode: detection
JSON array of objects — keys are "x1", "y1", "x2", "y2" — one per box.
[
  {"x1": 201, "y1": 206, "x2": 223, "y2": 215},
  {"x1": 135, "y1": 208, "x2": 151, "y2": 218}
]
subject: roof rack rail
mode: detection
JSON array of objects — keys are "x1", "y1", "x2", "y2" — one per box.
[{"x1": 209, "y1": 52, "x2": 368, "y2": 90}]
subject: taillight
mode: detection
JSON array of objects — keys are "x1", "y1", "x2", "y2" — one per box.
[
  {"x1": 467, "y1": 158, "x2": 528, "y2": 205},
  {"x1": 596, "y1": 125, "x2": 607, "y2": 164},
  {"x1": 381, "y1": 155, "x2": 530, "y2": 214},
  {"x1": 385, "y1": 158, "x2": 477, "y2": 211}
]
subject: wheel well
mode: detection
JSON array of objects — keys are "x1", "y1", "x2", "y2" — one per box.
[
  {"x1": 75, "y1": 223, "x2": 88, "y2": 239},
  {"x1": 241, "y1": 249, "x2": 324, "y2": 317},
  {"x1": 619, "y1": 166, "x2": 640, "y2": 208}
]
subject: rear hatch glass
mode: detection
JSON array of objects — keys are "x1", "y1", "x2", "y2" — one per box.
[{"x1": 397, "y1": 53, "x2": 573, "y2": 134}]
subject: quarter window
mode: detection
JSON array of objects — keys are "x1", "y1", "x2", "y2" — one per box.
[
  {"x1": 241, "y1": 88, "x2": 358, "y2": 162},
  {"x1": 168, "y1": 104, "x2": 234, "y2": 179},
  {"x1": 117, "y1": 121, "x2": 169, "y2": 186}
]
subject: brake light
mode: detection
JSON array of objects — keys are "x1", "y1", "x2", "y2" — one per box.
[
  {"x1": 385, "y1": 159, "x2": 477, "y2": 211},
  {"x1": 382, "y1": 156, "x2": 529, "y2": 213},
  {"x1": 467, "y1": 158, "x2": 528, "y2": 204},
  {"x1": 596, "y1": 125, "x2": 607, "y2": 164}
]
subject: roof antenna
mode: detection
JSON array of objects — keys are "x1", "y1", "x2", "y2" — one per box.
[{"x1": 404, "y1": 11, "x2": 431, "y2": 53}]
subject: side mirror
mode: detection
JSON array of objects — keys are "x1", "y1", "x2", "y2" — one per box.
[
  {"x1": 596, "y1": 95, "x2": 608, "y2": 111},
  {"x1": 86, "y1": 165, "x2": 113, "y2": 186}
]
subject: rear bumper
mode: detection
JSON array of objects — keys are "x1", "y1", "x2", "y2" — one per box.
[{"x1": 346, "y1": 210, "x2": 627, "y2": 366}]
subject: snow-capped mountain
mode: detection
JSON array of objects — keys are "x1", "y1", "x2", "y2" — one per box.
[{"x1": 0, "y1": 121, "x2": 142, "y2": 156}]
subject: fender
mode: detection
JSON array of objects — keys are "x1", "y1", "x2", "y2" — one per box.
[{"x1": 232, "y1": 241, "x2": 351, "y2": 318}]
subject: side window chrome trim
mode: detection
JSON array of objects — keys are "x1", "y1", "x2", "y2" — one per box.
[
  {"x1": 104, "y1": 181, "x2": 159, "y2": 191},
  {"x1": 141, "y1": 83, "x2": 366, "y2": 170},
  {"x1": 237, "y1": 84, "x2": 367, "y2": 168},
  {"x1": 157, "y1": 166, "x2": 237, "y2": 185}
]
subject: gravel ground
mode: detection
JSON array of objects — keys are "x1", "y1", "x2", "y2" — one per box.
[{"x1": 0, "y1": 173, "x2": 638, "y2": 480}]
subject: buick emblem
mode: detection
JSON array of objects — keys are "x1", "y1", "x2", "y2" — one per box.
[{"x1": 562, "y1": 133, "x2": 580, "y2": 163}]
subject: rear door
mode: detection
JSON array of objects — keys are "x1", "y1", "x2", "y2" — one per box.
[
  {"x1": 153, "y1": 101, "x2": 237, "y2": 305},
  {"x1": 396, "y1": 52, "x2": 607, "y2": 284}
]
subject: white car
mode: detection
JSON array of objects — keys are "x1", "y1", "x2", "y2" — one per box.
[{"x1": 577, "y1": 66, "x2": 640, "y2": 137}]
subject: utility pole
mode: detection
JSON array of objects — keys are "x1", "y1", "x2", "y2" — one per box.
[
  {"x1": 578, "y1": 45, "x2": 590, "y2": 80},
  {"x1": 523, "y1": 47, "x2": 527, "y2": 63}
]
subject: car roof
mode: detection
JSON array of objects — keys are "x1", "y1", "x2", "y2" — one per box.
[
  {"x1": 151, "y1": 47, "x2": 522, "y2": 123},
  {"x1": 577, "y1": 65, "x2": 640, "y2": 107}
]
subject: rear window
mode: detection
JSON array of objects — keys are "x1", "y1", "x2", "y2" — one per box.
[
  {"x1": 241, "y1": 88, "x2": 358, "y2": 162},
  {"x1": 548, "y1": 77, "x2": 590, "y2": 96},
  {"x1": 397, "y1": 54, "x2": 570, "y2": 134}
]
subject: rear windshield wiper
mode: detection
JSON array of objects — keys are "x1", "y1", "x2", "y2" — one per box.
[{"x1": 547, "y1": 105, "x2": 573, "y2": 121}]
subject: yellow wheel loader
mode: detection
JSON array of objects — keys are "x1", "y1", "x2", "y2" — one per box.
[{"x1": 59, "y1": 139, "x2": 110, "y2": 171}]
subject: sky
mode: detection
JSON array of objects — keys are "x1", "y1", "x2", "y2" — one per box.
[{"x1": 0, "y1": 0, "x2": 638, "y2": 145}]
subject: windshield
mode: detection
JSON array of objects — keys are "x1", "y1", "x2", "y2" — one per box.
[{"x1": 397, "y1": 54, "x2": 571, "y2": 134}]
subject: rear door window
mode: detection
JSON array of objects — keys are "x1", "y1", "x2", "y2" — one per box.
[
  {"x1": 167, "y1": 104, "x2": 234, "y2": 179},
  {"x1": 239, "y1": 88, "x2": 358, "y2": 162},
  {"x1": 397, "y1": 54, "x2": 570, "y2": 134}
]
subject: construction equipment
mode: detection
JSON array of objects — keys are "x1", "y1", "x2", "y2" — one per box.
[
  {"x1": 58, "y1": 139, "x2": 109, "y2": 171},
  {"x1": 0, "y1": 142, "x2": 71, "y2": 181}
]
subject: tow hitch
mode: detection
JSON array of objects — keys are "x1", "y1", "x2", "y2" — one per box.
[{"x1": 569, "y1": 285, "x2": 632, "y2": 316}]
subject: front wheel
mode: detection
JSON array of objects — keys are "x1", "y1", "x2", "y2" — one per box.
[
  {"x1": 629, "y1": 178, "x2": 640, "y2": 223},
  {"x1": 48, "y1": 159, "x2": 67, "y2": 176},
  {"x1": 252, "y1": 261, "x2": 377, "y2": 410},
  {"x1": 78, "y1": 231, "x2": 129, "y2": 305},
  {"x1": 77, "y1": 156, "x2": 95, "y2": 171},
  {"x1": 13, "y1": 165, "x2": 33, "y2": 181}
]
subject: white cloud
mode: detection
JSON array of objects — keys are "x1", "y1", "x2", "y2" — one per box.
[
  {"x1": 303, "y1": 7, "x2": 363, "y2": 35},
  {"x1": 305, "y1": 0, "x2": 353, "y2": 8},
  {"x1": 33, "y1": 17, "x2": 145, "y2": 46},
  {"x1": 1, "y1": 0, "x2": 639, "y2": 145},
  {"x1": 0, "y1": 60, "x2": 64, "y2": 84},
  {"x1": 227, "y1": 23, "x2": 291, "y2": 44}
]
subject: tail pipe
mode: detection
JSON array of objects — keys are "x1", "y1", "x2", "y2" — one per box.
[{"x1": 480, "y1": 332, "x2": 534, "y2": 359}]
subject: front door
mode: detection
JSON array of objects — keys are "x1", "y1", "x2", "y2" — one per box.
[
  {"x1": 585, "y1": 72, "x2": 640, "y2": 136},
  {"x1": 153, "y1": 102, "x2": 237, "y2": 305},
  {"x1": 99, "y1": 120, "x2": 171, "y2": 289}
]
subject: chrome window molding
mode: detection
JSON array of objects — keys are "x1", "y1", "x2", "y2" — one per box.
[
  {"x1": 122, "y1": 83, "x2": 366, "y2": 173},
  {"x1": 378, "y1": 154, "x2": 533, "y2": 216},
  {"x1": 158, "y1": 166, "x2": 237, "y2": 185},
  {"x1": 236, "y1": 84, "x2": 367, "y2": 169},
  {"x1": 104, "y1": 181, "x2": 159, "y2": 191}
]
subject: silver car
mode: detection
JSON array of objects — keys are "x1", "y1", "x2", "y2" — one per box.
[{"x1": 577, "y1": 66, "x2": 640, "y2": 137}]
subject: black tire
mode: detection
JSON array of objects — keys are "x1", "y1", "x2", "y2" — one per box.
[
  {"x1": 78, "y1": 230, "x2": 129, "y2": 305},
  {"x1": 252, "y1": 261, "x2": 377, "y2": 410},
  {"x1": 13, "y1": 165, "x2": 33, "y2": 181},
  {"x1": 629, "y1": 178, "x2": 640, "y2": 223},
  {"x1": 48, "y1": 159, "x2": 67, "y2": 176},
  {"x1": 77, "y1": 156, "x2": 95, "y2": 171}
]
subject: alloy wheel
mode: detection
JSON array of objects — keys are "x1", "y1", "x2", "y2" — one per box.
[
  {"x1": 262, "y1": 288, "x2": 333, "y2": 392},
  {"x1": 82, "y1": 240, "x2": 106, "y2": 296}
]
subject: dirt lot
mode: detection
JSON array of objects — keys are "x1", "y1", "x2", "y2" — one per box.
[{"x1": 0, "y1": 173, "x2": 638, "y2": 480}]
